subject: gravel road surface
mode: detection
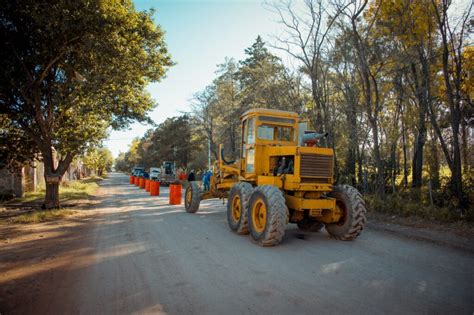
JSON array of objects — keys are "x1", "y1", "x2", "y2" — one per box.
[{"x1": 2, "y1": 172, "x2": 473, "y2": 314}]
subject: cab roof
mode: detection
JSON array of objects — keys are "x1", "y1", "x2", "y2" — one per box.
[{"x1": 241, "y1": 108, "x2": 299, "y2": 120}]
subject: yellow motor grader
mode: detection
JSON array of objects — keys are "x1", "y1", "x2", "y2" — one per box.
[{"x1": 185, "y1": 108, "x2": 367, "y2": 246}]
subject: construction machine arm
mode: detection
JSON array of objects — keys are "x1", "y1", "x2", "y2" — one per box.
[{"x1": 220, "y1": 147, "x2": 235, "y2": 165}]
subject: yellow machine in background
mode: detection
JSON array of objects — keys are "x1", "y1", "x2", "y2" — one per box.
[{"x1": 185, "y1": 108, "x2": 367, "y2": 246}]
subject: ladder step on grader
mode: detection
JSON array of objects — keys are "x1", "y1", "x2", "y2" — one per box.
[{"x1": 184, "y1": 108, "x2": 367, "y2": 247}]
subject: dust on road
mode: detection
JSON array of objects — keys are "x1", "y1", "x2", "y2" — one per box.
[{"x1": 1, "y1": 172, "x2": 473, "y2": 314}]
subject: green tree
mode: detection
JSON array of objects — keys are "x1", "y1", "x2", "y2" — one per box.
[
  {"x1": 335, "y1": 0, "x2": 388, "y2": 195},
  {"x1": 238, "y1": 36, "x2": 304, "y2": 113},
  {"x1": 0, "y1": 115, "x2": 38, "y2": 170},
  {"x1": 83, "y1": 147, "x2": 114, "y2": 176},
  {"x1": 189, "y1": 38, "x2": 308, "y2": 163},
  {"x1": 213, "y1": 59, "x2": 241, "y2": 159},
  {"x1": 429, "y1": 0, "x2": 472, "y2": 206},
  {"x1": 122, "y1": 115, "x2": 194, "y2": 171},
  {"x1": 0, "y1": 0, "x2": 172, "y2": 208},
  {"x1": 114, "y1": 152, "x2": 129, "y2": 173},
  {"x1": 190, "y1": 85, "x2": 219, "y2": 163},
  {"x1": 146, "y1": 115, "x2": 193, "y2": 168},
  {"x1": 330, "y1": 29, "x2": 363, "y2": 186},
  {"x1": 123, "y1": 138, "x2": 142, "y2": 170},
  {"x1": 370, "y1": 0, "x2": 439, "y2": 192}
]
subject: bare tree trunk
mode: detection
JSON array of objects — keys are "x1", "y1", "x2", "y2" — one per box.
[
  {"x1": 431, "y1": 0, "x2": 469, "y2": 207},
  {"x1": 409, "y1": 56, "x2": 429, "y2": 189},
  {"x1": 357, "y1": 144, "x2": 364, "y2": 191},
  {"x1": 209, "y1": 120, "x2": 218, "y2": 160},
  {"x1": 389, "y1": 142, "x2": 397, "y2": 193},
  {"x1": 369, "y1": 116, "x2": 384, "y2": 195},
  {"x1": 401, "y1": 109, "x2": 409, "y2": 188},
  {"x1": 42, "y1": 152, "x2": 60, "y2": 209},
  {"x1": 451, "y1": 118, "x2": 463, "y2": 204},
  {"x1": 348, "y1": 4, "x2": 384, "y2": 195},
  {"x1": 311, "y1": 78, "x2": 324, "y2": 133},
  {"x1": 41, "y1": 148, "x2": 73, "y2": 209},
  {"x1": 461, "y1": 116, "x2": 469, "y2": 173},
  {"x1": 344, "y1": 89, "x2": 358, "y2": 185},
  {"x1": 429, "y1": 132, "x2": 440, "y2": 189},
  {"x1": 44, "y1": 181, "x2": 60, "y2": 209},
  {"x1": 411, "y1": 116, "x2": 426, "y2": 188}
]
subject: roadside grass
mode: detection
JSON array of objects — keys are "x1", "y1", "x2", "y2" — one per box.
[
  {"x1": 365, "y1": 191, "x2": 474, "y2": 223},
  {"x1": 58, "y1": 176, "x2": 101, "y2": 200},
  {"x1": 15, "y1": 176, "x2": 102, "y2": 204},
  {"x1": 7, "y1": 209, "x2": 76, "y2": 224},
  {"x1": 364, "y1": 170, "x2": 474, "y2": 223},
  {"x1": 1, "y1": 176, "x2": 102, "y2": 224}
]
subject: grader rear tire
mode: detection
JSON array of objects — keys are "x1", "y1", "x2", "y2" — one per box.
[
  {"x1": 227, "y1": 182, "x2": 253, "y2": 235},
  {"x1": 185, "y1": 182, "x2": 201, "y2": 213},
  {"x1": 297, "y1": 219, "x2": 324, "y2": 232},
  {"x1": 325, "y1": 185, "x2": 367, "y2": 240},
  {"x1": 248, "y1": 185, "x2": 288, "y2": 246}
]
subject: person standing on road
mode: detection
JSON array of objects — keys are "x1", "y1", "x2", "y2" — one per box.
[
  {"x1": 202, "y1": 170, "x2": 211, "y2": 191},
  {"x1": 187, "y1": 170, "x2": 195, "y2": 182}
]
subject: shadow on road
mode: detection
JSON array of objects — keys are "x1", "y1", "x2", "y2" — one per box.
[{"x1": 1, "y1": 172, "x2": 472, "y2": 314}]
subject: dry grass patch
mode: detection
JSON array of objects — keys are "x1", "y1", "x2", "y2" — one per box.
[
  {"x1": 0, "y1": 176, "x2": 102, "y2": 225},
  {"x1": 14, "y1": 176, "x2": 101, "y2": 204},
  {"x1": 5, "y1": 209, "x2": 76, "y2": 224}
]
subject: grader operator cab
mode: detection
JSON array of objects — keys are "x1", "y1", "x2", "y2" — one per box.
[{"x1": 185, "y1": 108, "x2": 367, "y2": 246}]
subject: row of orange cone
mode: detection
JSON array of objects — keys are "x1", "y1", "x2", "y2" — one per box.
[{"x1": 129, "y1": 175, "x2": 182, "y2": 205}]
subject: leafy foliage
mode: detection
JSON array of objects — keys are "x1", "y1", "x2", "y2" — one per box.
[
  {"x1": 0, "y1": 0, "x2": 173, "y2": 207},
  {"x1": 124, "y1": 1, "x2": 472, "y2": 214},
  {"x1": 82, "y1": 147, "x2": 114, "y2": 176},
  {"x1": 115, "y1": 115, "x2": 195, "y2": 171}
]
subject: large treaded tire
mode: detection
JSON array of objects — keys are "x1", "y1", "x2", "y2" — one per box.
[
  {"x1": 326, "y1": 185, "x2": 367, "y2": 240},
  {"x1": 248, "y1": 185, "x2": 288, "y2": 246},
  {"x1": 227, "y1": 182, "x2": 253, "y2": 235},
  {"x1": 297, "y1": 219, "x2": 324, "y2": 232},
  {"x1": 185, "y1": 182, "x2": 201, "y2": 214}
]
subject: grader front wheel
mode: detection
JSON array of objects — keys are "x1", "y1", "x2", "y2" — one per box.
[
  {"x1": 248, "y1": 185, "x2": 288, "y2": 246},
  {"x1": 325, "y1": 185, "x2": 367, "y2": 240},
  {"x1": 185, "y1": 182, "x2": 202, "y2": 213},
  {"x1": 227, "y1": 182, "x2": 253, "y2": 235}
]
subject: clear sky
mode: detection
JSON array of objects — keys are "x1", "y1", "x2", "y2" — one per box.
[{"x1": 105, "y1": 0, "x2": 285, "y2": 157}]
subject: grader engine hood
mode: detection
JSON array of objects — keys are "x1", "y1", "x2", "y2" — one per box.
[
  {"x1": 257, "y1": 145, "x2": 334, "y2": 191},
  {"x1": 297, "y1": 147, "x2": 334, "y2": 183}
]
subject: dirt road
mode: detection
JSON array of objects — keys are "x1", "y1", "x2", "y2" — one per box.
[{"x1": 1, "y1": 172, "x2": 473, "y2": 314}]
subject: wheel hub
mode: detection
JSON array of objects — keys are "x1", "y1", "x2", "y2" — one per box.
[
  {"x1": 231, "y1": 195, "x2": 241, "y2": 222},
  {"x1": 252, "y1": 199, "x2": 266, "y2": 233},
  {"x1": 335, "y1": 201, "x2": 347, "y2": 226},
  {"x1": 186, "y1": 188, "x2": 192, "y2": 205}
]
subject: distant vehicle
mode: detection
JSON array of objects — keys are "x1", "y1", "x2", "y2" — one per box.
[
  {"x1": 159, "y1": 161, "x2": 176, "y2": 185},
  {"x1": 149, "y1": 167, "x2": 161, "y2": 181},
  {"x1": 132, "y1": 166, "x2": 145, "y2": 176},
  {"x1": 136, "y1": 170, "x2": 149, "y2": 179}
]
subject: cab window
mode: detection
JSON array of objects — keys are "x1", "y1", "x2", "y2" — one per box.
[
  {"x1": 257, "y1": 125, "x2": 274, "y2": 140},
  {"x1": 247, "y1": 117, "x2": 255, "y2": 144},
  {"x1": 246, "y1": 149, "x2": 255, "y2": 173},
  {"x1": 257, "y1": 124, "x2": 294, "y2": 142}
]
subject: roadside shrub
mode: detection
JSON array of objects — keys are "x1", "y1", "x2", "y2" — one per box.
[{"x1": 364, "y1": 192, "x2": 470, "y2": 223}]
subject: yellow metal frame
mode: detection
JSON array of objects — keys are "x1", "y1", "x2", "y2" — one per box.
[{"x1": 201, "y1": 108, "x2": 339, "y2": 223}]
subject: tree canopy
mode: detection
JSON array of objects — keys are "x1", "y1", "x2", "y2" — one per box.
[
  {"x1": 121, "y1": 0, "x2": 473, "y2": 217},
  {"x1": 82, "y1": 147, "x2": 114, "y2": 176},
  {"x1": 0, "y1": 0, "x2": 173, "y2": 207}
]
